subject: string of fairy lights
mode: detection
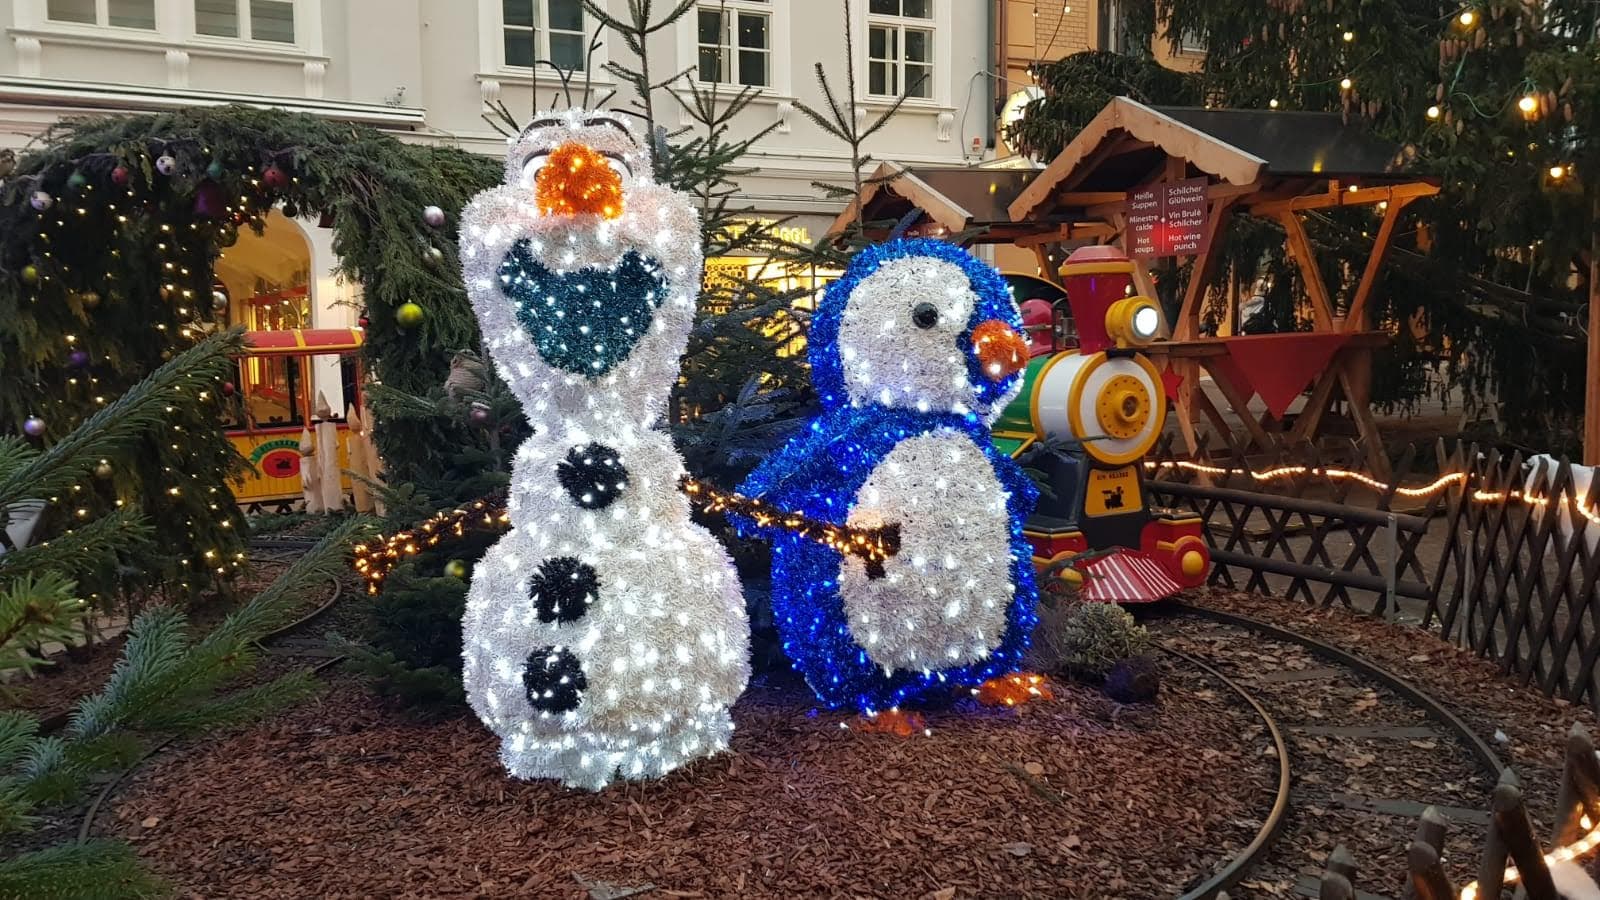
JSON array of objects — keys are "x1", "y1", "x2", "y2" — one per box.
[
  {"x1": 1145, "y1": 460, "x2": 1600, "y2": 527},
  {"x1": 350, "y1": 477, "x2": 904, "y2": 593},
  {"x1": 1459, "y1": 812, "x2": 1598, "y2": 900}
]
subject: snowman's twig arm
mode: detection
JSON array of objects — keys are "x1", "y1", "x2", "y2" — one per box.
[{"x1": 679, "y1": 476, "x2": 902, "y2": 580}]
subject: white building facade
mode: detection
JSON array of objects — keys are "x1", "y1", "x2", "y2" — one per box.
[{"x1": 1, "y1": 1, "x2": 996, "y2": 316}]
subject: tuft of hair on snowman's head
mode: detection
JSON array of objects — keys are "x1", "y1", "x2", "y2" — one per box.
[
  {"x1": 459, "y1": 108, "x2": 702, "y2": 426},
  {"x1": 810, "y1": 238, "x2": 1029, "y2": 423}
]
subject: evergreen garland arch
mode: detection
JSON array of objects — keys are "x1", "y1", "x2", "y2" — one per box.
[{"x1": 0, "y1": 106, "x2": 501, "y2": 595}]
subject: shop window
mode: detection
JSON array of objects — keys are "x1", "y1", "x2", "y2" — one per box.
[
  {"x1": 866, "y1": 0, "x2": 933, "y2": 99},
  {"x1": 194, "y1": 0, "x2": 296, "y2": 43},
  {"x1": 48, "y1": 0, "x2": 157, "y2": 29},
  {"x1": 696, "y1": 1, "x2": 770, "y2": 88},
  {"x1": 502, "y1": 0, "x2": 586, "y2": 70}
]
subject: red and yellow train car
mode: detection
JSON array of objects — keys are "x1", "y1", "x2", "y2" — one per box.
[{"x1": 224, "y1": 328, "x2": 364, "y2": 512}]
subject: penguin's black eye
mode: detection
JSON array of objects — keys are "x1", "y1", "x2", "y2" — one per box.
[{"x1": 911, "y1": 302, "x2": 940, "y2": 329}]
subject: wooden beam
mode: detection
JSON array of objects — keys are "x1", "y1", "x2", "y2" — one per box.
[
  {"x1": 1173, "y1": 196, "x2": 1237, "y2": 340},
  {"x1": 1031, "y1": 245, "x2": 1063, "y2": 287},
  {"x1": 1055, "y1": 191, "x2": 1127, "y2": 206},
  {"x1": 1200, "y1": 356, "x2": 1277, "y2": 453},
  {"x1": 1344, "y1": 196, "x2": 1416, "y2": 331},
  {"x1": 1249, "y1": 181, "x2": 1440, "y2": 216},
  {"x1": 1341, "y1": 361, "x2": 1391, "y2": 479},
  {"x1": 1012, "y1": 221, "x2": 1117, "y2": 248},
  {"x1": 1277, "y1": 210, "x2": 1337, "y2": 331},
  {"x1": 1287, "y1": 364, "x2": 1344, "y2": 447},
  {"x1": 1087, "y1": 178, "x2": 1266, "y2": 221}
]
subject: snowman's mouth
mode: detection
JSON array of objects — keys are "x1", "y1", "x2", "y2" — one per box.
[{"x1": 498, "y1": 239, "x2": 668, "y2": 377}]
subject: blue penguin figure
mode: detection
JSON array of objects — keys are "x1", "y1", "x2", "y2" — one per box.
[{"x1": 738, "y1": 239, "x2": 1040, "y2": 712}]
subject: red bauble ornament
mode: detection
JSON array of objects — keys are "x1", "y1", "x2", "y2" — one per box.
[
  {"x1": 111, "y1": 165, "x2": 130, "y2": 186},
  {"x1": 263, "y1": 164, "x2": 289, "y2": 190},
  {"x1": 221, "y1": 381, "x2": 237, "y2": 397},
  {"x1": 357, "y1": 314, "x2": 371, "y2": 328}
]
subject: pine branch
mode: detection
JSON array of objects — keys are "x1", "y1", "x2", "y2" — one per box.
[
  {"x1": 0, "y1": 328, "x2": 244, "y2": 511},
  {"x1": 0, "y1": 506, "x2": 151, "y2": 582},
  {"x1": 0, "y1": 572, "x2": 84, "y2": 679},
  {"x1": 0, "y1": 841, "x2": 164, "y2": 900}
]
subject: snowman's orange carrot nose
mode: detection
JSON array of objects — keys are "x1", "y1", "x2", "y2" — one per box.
[
  {"x1": 536, "y1": 143, "x2": 624, "y2": 220},
  {"x1": 971, "y1": 319, "x2": 1028, "y2": 381}
]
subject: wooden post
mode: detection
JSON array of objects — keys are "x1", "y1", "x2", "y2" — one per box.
[
  {"x1": 1344, "y1": 197, "x2": 1414, "y2": 331},
  {"x1": 1277, "y1": 210, "x2": 1337, "y2": 331},
  {"x1": 1403, "y1": 808, "x2": 1450, "y2": 900},
  {"x1": 1476, "y1": 769, "x2": 1519, "y2": 900},
  {"x1": 1491, "y1": 780, "x2": 1559, "y2": 900},
  {"x1": 1406, "y1": 840, "x2": 1456, "y2": 900},
  {"x1": 1586, "y1": 199, "x2": 1599, "y2": 465},
  {"x1": 1553, "y1": 723, "x2": 1600, "y2": 846}
]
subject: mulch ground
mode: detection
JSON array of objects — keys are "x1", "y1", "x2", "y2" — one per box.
[{"x1": 108, "y1": 659, "x2": 1277, "y2": 899}]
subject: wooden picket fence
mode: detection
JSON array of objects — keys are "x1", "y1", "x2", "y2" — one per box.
[
  {"x1": 1144, "y1": 437, "x2": 1600, "y2": 711},
  {"x1": 1316, "y1": 724, "x2": 1600, "y2": 900}
]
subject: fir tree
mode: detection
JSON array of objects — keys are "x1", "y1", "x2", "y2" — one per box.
[
  {"x1": 1010, "y1": 1, "x2": 1598, "y2": 449},
  {"x1": 0, "y1": 332, "x2": 370, "y2": 895}
]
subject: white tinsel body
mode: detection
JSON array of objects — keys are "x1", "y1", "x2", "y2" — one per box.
[
  {"x1": 458, "y1": 109, "x2": 750, "y2": 790},
  {"x1": 839, "y1": 429, "x2": 1014, "y2": 672}
]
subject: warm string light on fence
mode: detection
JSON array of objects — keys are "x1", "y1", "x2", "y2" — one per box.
[
  {"x1": 1458, "y1": 814, "x2": 1600, "y2": 900},
  {"x1": 351, "y1": 479, "x2": 904, "y2": 592},
  {"x1": 1144, "y1": 461, "x2": 1600, "y2": 527}
]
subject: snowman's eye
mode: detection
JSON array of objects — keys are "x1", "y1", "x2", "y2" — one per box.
[
  {"x1": 911, "y1": 302, "x2": 940, "y2": 329},
  {"x1": 604, "y1": 155, "x2": 632, "y2": 179},
  {"x1": 521, "y1": 153, "x2": 550, "y2": 187}
]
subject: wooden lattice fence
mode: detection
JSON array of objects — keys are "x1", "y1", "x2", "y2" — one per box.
[{"x1": 1145, "y1": 438, "x2": 1600, "y2": 711}]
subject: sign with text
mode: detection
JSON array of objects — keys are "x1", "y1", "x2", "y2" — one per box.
[{"x1": 1126, "y1": 177, "x2": 1211, "y2": 259}]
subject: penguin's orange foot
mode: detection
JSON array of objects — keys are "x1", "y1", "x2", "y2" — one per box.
[
  {"x1": 974, "y1": 672, "x2": 1053, "y2": 708},
  {"x1": 854, "y1": 708, "x2": 927, "y2": 737}
]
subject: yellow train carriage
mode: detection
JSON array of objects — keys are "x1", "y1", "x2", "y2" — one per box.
[{"x1": 224, "y1": 329, "x2": 364, "y2": 512}]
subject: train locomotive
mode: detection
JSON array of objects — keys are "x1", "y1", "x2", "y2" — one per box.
[{"x1": 992, "y1": 246, "x2": 1209, "y2": 602}]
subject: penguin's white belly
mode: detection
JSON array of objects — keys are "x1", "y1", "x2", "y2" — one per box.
[{"x1": 839, "y1": 429, "x2": 1014, "y2": 673}]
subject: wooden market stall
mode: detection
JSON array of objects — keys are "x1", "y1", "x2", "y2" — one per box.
[{"x1": 1004, "y1": 98, "x2": 1440, "y2": 476}]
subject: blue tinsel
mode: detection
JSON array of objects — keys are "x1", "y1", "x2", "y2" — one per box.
[
  {"x1": 499, "y1": 241, "x2": 666, "y2": 377},
  {"x1": 738, "y1": 239, "x2": 1039, "y2": 711},
  {"x1": 807, "y1": 237, "x2": 1024, "y2": 411}
]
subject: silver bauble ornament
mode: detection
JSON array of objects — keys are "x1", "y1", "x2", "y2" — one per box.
[
  {"x1": 423, "y1": 205, "x2": 446, "y2": 228},
  {"x1": 156, "y1": 155, "x2": 178, "y2": 176}
]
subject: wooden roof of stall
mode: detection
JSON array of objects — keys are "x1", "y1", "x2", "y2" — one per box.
[
  {"x1": 1009, "y1": 97, "x2": 1440, "y2": 222},
  {"x1": 827, "y1": 162, "x2": 1113, "y2": 243}
]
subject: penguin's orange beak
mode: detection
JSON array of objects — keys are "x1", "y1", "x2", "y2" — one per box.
[
  {"x1": 971, "y1": 320, "x2": 1029, "y2": 382},
  {"x1": 535, "y1": 142, "x2": 624, "y2": 220}
]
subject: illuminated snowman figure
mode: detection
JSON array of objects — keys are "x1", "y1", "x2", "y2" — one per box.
[{"x1": 457, "y1": 109, "x2": 749, "y2": 790}]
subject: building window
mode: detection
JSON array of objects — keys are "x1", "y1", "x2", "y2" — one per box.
[
  {"x1": 866, "y1": 0, "x2": 932, "y2": 100},
  {"x1": 194, "y1": 0, "x2": 296, "y2": 43},
  {"x1": 696, "y1": 2, "x2": 770, "y2": 88},
  {"x1": 503, "y1": 0, "x2": 586, "y2": 71},
  {"x1": 48, "y1": 0, "x2": 157, "y2": 29},
  {"x1": 1178, "y1": 28, "x2": 1205, "y2": 54}
]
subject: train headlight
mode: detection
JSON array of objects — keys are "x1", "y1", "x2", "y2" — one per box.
[{"x1": 1106, "y1": 297, "x2": 1162, "y2": 348}]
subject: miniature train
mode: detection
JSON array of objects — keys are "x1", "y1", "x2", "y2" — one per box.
[
  {"x1": 992, "y1": 247, "x2": 1210, "y2": 602},
  {"x1": 224, "y1": 328, "x2": 364, "y2": 513}
]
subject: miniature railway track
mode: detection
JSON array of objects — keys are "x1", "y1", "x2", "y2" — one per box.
[
  {"x1": 1152, "y1": 603, "x2": 1504, "y2": 899},
  {"x1": 1159, "y1": 645, "x2": 1293, "y2": 900}
]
